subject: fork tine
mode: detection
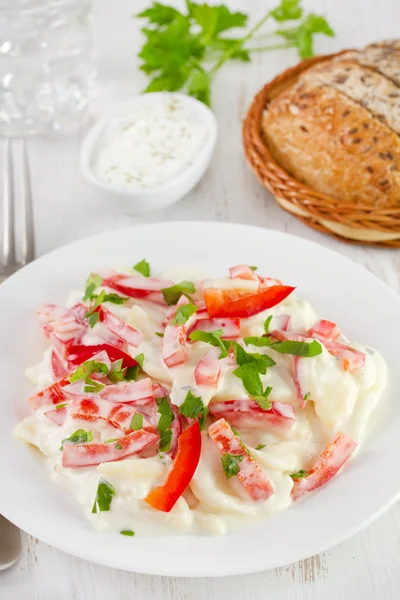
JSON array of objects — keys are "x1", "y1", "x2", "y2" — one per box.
[
  {"x1": 2, "y1": 138, "x2": 16, "y2": 267},
  {"x1": 20, "y1": 139, "x2": 35, "y2": 265}
]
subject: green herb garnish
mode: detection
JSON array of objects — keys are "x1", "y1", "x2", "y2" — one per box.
[
  {"x1": 290, "y1": 469, "x2": 309, "y2": 480},
  {"x1": 304, "y1": 391, "x2": 311, "y2": 401},
  {"x1": 134, "y1": 353, "x2": 145, "y2": 369},
  {"x1": 264, "y1": 315, "x2": 273, "y2": 334},
  {"x1": 155, "y1": 332, "x2": 164, "y2": 338},
  {"x1": 161, "y1": 281, "x2": 196, "y2": 305},
  {"x1": 120, "y1": 529, "x2": 135, "y2": 536},
  {"x1": 61, "y1": 429, "x2": 92, "y2": 450},
  {"x1": 130, "y1": 413, "x2": 144, "y2": 431},
  {"x1": 91, "y1": 478, "x2": 116, "y2": 514},
  {"x1": 83, "y1": 273, "x2": 102, "y2": 301},
  {"x1": 255, "y1": 444, "x2": 266, "y2": 450},
  {"x1": 124, "y1": 366, "x2": 139, "y2": 381},
  {"x1": 69, "y1": 359, "x2": 109, "y2": 393},
  {"x1": 55, "y1": 403, "x2": 67, "y2": 410},
  {"x1": 249, "y1": 266, "x2": 258, "y2": 271},
  {"x1": 178, "y1": 389, "x2": 208, "y2": 430},
  {"x1": 133, "y1": 259, "x2": 150, "y2": 277},
  {"x1": 115, "y1": 443, "x2": 123, "y2": 450},
  {"x1": 157, "y1": 397, "x2": 175, "y2": 452},
  {"x1": 189, "y1": 329, "x2": 230, "y2": 359},
  {"x1": 232, "y1": 363, "x2": 273, "y2": 410},
  {"x1": 136, "y1": 0, "x2": 334, "y2": 106},
  {"x1": 84, "y1": 290, "x2": 129, "y2": 327},
  {"x1": 221, "y1": 453, "x2": 243, "y2": 479},
  {"x1": 244, "y1": 336, "x2": 322, "y2": 357},
  {"x1": 233, "y1": 342, "x2": 275, "y2": 374},
  {"x1": 170, "y1": 302, "x2": 198, "y2": 325}
]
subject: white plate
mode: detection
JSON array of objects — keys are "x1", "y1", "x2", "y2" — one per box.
[{"x1": 0, "y1": 222, "x2": 399, "y2": 577}]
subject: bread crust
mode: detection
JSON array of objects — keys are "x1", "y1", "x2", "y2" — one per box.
[{"x1": 261, "y1": 80, "x2": 400, "y2": 206}]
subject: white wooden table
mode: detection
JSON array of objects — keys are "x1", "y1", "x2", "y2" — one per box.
[{"x1": 1, "y1": 0, "x2": 400, "y2": 598}]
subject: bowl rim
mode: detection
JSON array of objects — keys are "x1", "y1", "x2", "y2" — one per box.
[{"x1": 80, "y1": 91, "x2": 218, "y2": 199}]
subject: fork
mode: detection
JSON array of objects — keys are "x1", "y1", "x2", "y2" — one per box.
[
  {"x1": 1, "y1": 138, "x2": 35, "y2": 279},
  {"x1": 0, "y1": 137, "x2": 35, "y2": 568}
]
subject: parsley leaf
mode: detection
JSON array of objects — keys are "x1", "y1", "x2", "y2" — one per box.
[
  {"x1": 83, "y1": 273, "x2": 102, "y2": 301},
  {"x1": 61, "y1": 429, "x2": 92, "y2": 450},
  {"x1": 155, "y1": 332, "x2": 164, "y2": 338},
  {"x1": 233, "y1": 363, "x2": 272, "y2": 410},
  {"x1": 275, "y1": 13, "x2": 334, "y2": 58},
  {"x1": 55, "y1": 403, "x2": 67, "y2": 410},
  {"x1": 157, "y1": 397, "x2": 175, "y2": 452},
  {"x1": 91, "y1": 478, "x2": 116, "y2": 513},
  {"x1": 179, "y1": 389, "x2": 208, "y2": 430},
  {"x1": 189, "y1": 329, "x2": 230, "y2": 359},
  {"x1": 304, "y1": 391, "x2": 311, "y2": 402},
  {"x1": 133, "y1": 258, "x2": 150, "y2": 277},
  {"x1": 270, "y1": 0, "x2": 303, "y2": 22},
  {"x1": 244, "y1": 337, "x2": 322, "y2": 357},
  {"x1": 255, "y1": 444, "x2": 266, "y2": 450},
  {"x1": 84, "y1": 290, "x2": 129, "y2": 327},
  {"x1": 290, "y1": 469, "x2": 309, "y2": 480},
  {"x1": 108, "y1": 359, "x2": 126, "y2": 383},
  {"x1": 161, "y1": 281, "x2": 196, "y2": 305},
  {"x1": 124, "y1": 366, "x2": 139, "y2": 381},
  {"x1": 130, "y1": 413, "x2": 144, "y2": 431},
  {"x1": 233, "y1": 342, "x2": 275, "y2": 374},
  {"x1": 136, "y1": 0, "x2": 334, "y2": 106},
  {"x1": 120, "y1": 529, "x2": 135, "y2": 536},
  {"x1": 221, "y1": 453, "x2": 243, "y2": 479},
  {"x1": 170, "y1": 302, "x2": 198, "y2": 325},
  {"x1": 264, "y1": 315, "x2": 273, "y2": 334},
  {"x1": 134, "y1": 353, "x2": 145, "y2": 369},
  {"x1": 69, "y1": 359, "x2": 108, "y2": 393}
]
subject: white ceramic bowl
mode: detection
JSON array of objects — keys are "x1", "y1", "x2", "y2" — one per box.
[{"x1": 80, "y1": 92, "x2": 217, "y2": 214}]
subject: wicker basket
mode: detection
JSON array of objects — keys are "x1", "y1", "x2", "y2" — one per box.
[{"x1": 242, "y1": 52, "x2": 400, "y2": 248}]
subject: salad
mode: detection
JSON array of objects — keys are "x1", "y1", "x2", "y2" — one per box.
[{"x1": 15, "y1": 261, "x2": 387, "y2": 536}]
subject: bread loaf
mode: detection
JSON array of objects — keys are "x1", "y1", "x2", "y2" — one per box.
[{"x1": 260, "y1": 40, "x2": 400, "y2": 208}]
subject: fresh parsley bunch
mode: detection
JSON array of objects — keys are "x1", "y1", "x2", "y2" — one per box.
[{"x1": 136, "y1": 0, "x2": 334, "y2": 105}]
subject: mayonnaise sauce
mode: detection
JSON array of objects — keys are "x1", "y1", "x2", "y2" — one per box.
[{"x1": 15, "y1": 271, "x2": 388, "y2": 536}]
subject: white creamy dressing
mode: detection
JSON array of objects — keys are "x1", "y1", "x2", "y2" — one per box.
[
  {"x1": 94, "y1": 96, "x2": 208, "y2": 190},
  {"x1": 15, "y1": 269, "x2": 387, "y2": 536}
]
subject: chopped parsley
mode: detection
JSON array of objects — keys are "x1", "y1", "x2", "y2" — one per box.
[
  {"x1": 178, "y1": 390, "x2": 208, "y2": 430},
  {"x1": 55, "y1": 403, "x2": 67, "y2": 410},
  {"x1": 69, "y1": 359, "x2": 109, "y2": 393},
  {"x1": 120, "y1": 529, "x2": 135, "y2": 536},
  {"x1": 290, "y1": 469, "x2": 309, "y2": 480},
  {"x1": 255, "y1": 444, "x2": 266, "y2": 450},
  {"x1": 249, "y1": 266, "x2": 258, "y2": 271},
  {"x1": 133, "y1": 259, "x2": 150, "y2": 277},
  {"x1": 155, "y1": 332, "x2": 164, "y2": 338},
  {"x1": 134, "y1": 353, "x2": 145, "y2": 369},
  {"x1": 157, "y1": 397, "x2": 175, "y2": 452},
  {"x1": 221, "y1": 453, "x2": 243, "y2": 479},
  {"x1": 115, "y1": 443, "x2": 123, "y2": 450},
  {"x1": 170, "y1": 302, "x2": 198, "y2": 325},
  {"x1": 189, "y1": 329, "x2": 230, "y2": 359},
  {"x1": 84, "y1": 289, "x2": 129, "y2": 327},
  {"x1": 60, "y1": 429, "x2": 92, "y2": 450},
  {"x1": 264, "y1": 315, "x2": 273, "y2": 334},
  {"x1": 304, "y1": 391, "x2": 311, "y2": 402},
  {"x1": 83, "y1": 273, "x2": 102, "y2": 301},
  {"x1": 232, "y1": 362, "x2": 273, "y2": 410},
  {"x1": 91, "y1": 478, "x2": 116, "y2": 513},
  {"x1": 244, "y1": 336, "x2": 322, "y2": 357},
  {"x1": 107, "y1": 359, "x2": 126, "y2": 383},
  {"x1": 161, "y1": 281, "x2": 196, "y2": 305},
  {"x1": 130, "y1": 413, "x2": 144, "y2": 431},
  {"x1": 124, "y1": 366, "x2": 139, "y2": 381}
]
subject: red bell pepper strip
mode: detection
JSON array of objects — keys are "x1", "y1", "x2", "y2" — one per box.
[
  {"x1": 145, "y1": 420, "x2": 201, "y2": 512},
  {"x1": 208, "y1": 418, "x2": 274, "y2": 500},
  {"x1": 204, "y1": 285, "x2": 295, "y2": 318},
  {"x1": 307, "y1": 319, "x2": 341, "y2": 341},
  {"x1": 208, "y1": 399, "x2": 296, "y2": 429},
  {"x1": 62, "y1": 429, "x2": 159, "y2": 468},
  {"x1": 194, "y1": 347, "x2": 222, "y2": 387},
  {"x1": 67, "y1": 344, "x2": 138, "y2": 368},
  {"x1": 291, "y1": 432, "x2": 357, "y2": 500}
]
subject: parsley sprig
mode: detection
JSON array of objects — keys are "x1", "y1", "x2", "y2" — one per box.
[{"x1": 136, "y1": 0, "x2": 334, "y2": 106}]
